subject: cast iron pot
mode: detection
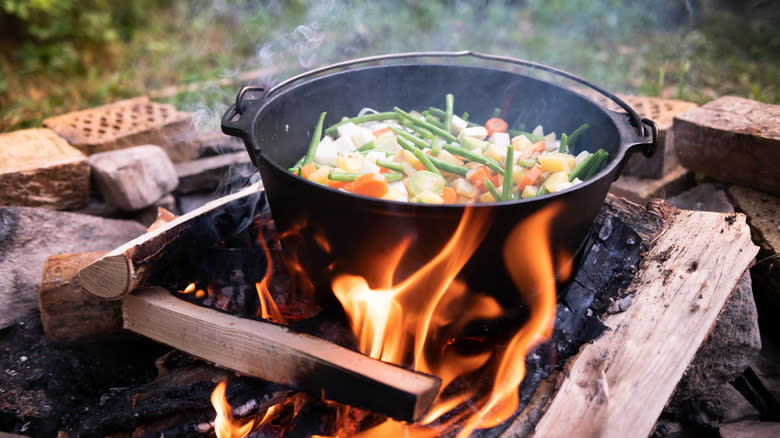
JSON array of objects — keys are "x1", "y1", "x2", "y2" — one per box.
[{"x1": 222, "y1": 51, "x2": 657, "y2": 303}]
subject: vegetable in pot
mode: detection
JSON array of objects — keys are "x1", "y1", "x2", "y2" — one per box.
[{"x1": 291, "y1": 95, "x2": 609, "y2": 204}]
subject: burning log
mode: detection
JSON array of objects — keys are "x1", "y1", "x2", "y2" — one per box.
[
  {"x1": 78, "y1": 182, "x2": 263, "y2": 300},
  {"x1": 122, "y1": 287, "x2": 442, "y2": 422}
]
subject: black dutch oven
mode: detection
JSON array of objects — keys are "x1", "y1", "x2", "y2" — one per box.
[{"x1": 222, "y1": 51, "x2": 657, "y2": 303}]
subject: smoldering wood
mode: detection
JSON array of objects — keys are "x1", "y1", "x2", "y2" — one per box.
[
  {"x1": 78, "y1": 182, "x2": 263, "y2": 300},
  {"x1": 71, "y1": 363, "x2": 291, "y2": 438},
  {"x1": 122, "y1": 287, "x2": 442, "y2": 422},
  {"x1": 526, "y1": 205, "x2": 758, "y2": 438}
]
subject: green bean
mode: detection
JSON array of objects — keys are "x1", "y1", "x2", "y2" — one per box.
[
  {"x1": 559, "y1": 133, "x2": 568, "y2": 153},
  {"x1": 431, "y1": 136, "x2": 442, "y2": 156},
  {"x1": 357, "y1": 140, "x2": 375, "y2": 153},
  {"x1": 401, "y1": 119, "x2": 435, "y2": 139},
  {"x1": 566, "y1": 123, "x2": 589, "y2": 148},
  {"x1": 303, "y1": 111, "x2": 327, "y2": 166},
  {"x1": 484, "y1": 179, "x2": 503, "y2": 201},
  {"x1": 388, "y1": 126, "x2": 429, "y2": 149},
  {"x1": 428, "y1": 107, "x2": 446, "y2": 119},
  {"x1": 394, "y1": 107, "x2": 458, "y2": 142},
  {"x1": 328, "y1": 171, "x2": 360, "y2": 182},
  {"x1": 444, "y1": 93, "x2": 454, "y2": 134},
  {"x1": 384, "y1": 172, "x2": 404, "y2": 182},
  {"x1": 442, "y1": 144, "x2": 504, "y2": 173},
  {"x1": 427, "y1": 155, "x2": 469, "y2": 176},
  {"x1": 424, "y1": 114, "x2": 446, "y2": 130},
  {"x1": 376, "y1": 159, "x2": 403, "y2": 172},
  {"x1": 289, "y1": 155, "x2": 305, "y2": 172},
  {"x1": 517, "y1": 159, "x2": 537, "y2": 168},
  {"x1": 324, "y1": 112, "x2": 400, "y2": 136},
  {"x1": 503, "y1": 145, "x2": 514, "y2": 200},
  {"x1": 394, "y1": 135, "x2": 417, "y2": 153},
  {"x1": 536, "y1": 178, "x2": 550, "y2": 196},
  {"x1": 398, "y1": 137, "x2": 440, "y2": 176},
  {"x1": 584, "y1": 149, "x2": 609, "y2": 179},
  {"x1": 568, "y1": 152, "x2": 597, "y2": 182}
]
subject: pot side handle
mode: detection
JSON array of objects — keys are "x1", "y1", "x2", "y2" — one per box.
[
  {"x1": 221, "y1": 86, "x2": 266, "y2": 143},
  {"x1": 612, "y1": 117, "x2": 659, "y2": 181}
]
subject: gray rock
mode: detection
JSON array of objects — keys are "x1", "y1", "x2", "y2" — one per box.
[
  {"x1": 674, "y1": 271, "x2": 761, "y2": 400},
  {"x1": 0, "y1": 206, "x2": 146, "y2": 329},
  {"x1": 89, "y1": 144, "x2": 179, "y2": 211},
  {"x1": 667, "y1": 183, "x2": 734, "y2": 213}
]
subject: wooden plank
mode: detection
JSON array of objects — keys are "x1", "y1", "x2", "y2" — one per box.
[
  {"x1": 530, "y1": 208, "x2": 758, "y2": 438},
  {"x1": 122, "y1": 287, "x2": 441, "y2": 422},
  {"x1": 78, "y1": 182, "x2": 262, "y2": 300}
]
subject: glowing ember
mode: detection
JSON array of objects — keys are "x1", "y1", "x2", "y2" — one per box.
[{"x1": 211, "y1": 380, "x2": 255, "y2": 438}]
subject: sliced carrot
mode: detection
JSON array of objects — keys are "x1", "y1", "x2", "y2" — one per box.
[
  {"x1": 485, "y1": 117, "x2": 508, "y2": 136},
  {"x1": 354, "y1": 173, "x2": 389, "y2": 198},
  {"x1": 468, "y1": 166, "x2": 490, "y2": 187},
  {"x1": 373, "y1": 127, "x2": 392, "y2": 138},
  {"x1": 328, "y1": 180, "x2": 356, "y2": 192},
  {"x1": 517, "y1": 164, "x2": 543, "y2": 191},
  {"x1": 531, "y1": 140, "x2": 546, "y2": 154},
  {"x1": 441, "y1": 186, "x2": 457, "y2": 204},
  {"x1": 414, "y1": 161, "x2": 427, "y2": 171},
  {"x1": 300, "y1": 162, "x2": 317, "y2": 179}
]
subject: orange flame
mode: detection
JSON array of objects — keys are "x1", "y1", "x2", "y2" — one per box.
[
  {"x1": 211, "y1": 380, "x2": 255, "y2": 438},
  {"x1": 332, "y1": 202, "x2": 567, "y2": 437}
]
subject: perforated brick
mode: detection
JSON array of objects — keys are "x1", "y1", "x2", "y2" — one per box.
[{"x1": 43, "y1": 97, "x2": 198, "y2": 162}]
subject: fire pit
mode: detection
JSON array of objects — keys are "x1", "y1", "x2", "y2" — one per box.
[{"x1": 0, "y1": 54, "x2": 766, "y2": 438}]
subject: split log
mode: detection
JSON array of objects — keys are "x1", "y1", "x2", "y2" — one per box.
[
  {"x1": 38, "y1": 251, "x2": 127, "y2": 345},
  {"x1": 78, "y1": 182, "x2": 263, "y2": 300},
  {"x1": 123, "y1": 287, "x2": 441, "y2": 422},
  {"x1": 527, "y1": 207, "x2": 759, "y2": 437}
]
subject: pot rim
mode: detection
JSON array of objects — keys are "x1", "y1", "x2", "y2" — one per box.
[{"x1": 223, "y1": 53, "x2": 657, "y2": 208}]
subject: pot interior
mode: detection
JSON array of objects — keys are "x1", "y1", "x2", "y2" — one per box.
[{"x1": 248, "y1": 64, "x2": 621, "y2": 172}]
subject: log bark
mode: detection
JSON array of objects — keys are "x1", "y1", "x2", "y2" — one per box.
[
  {"x1": 39, "y1": 251, "x2": 127, "y2": 345},
  {"x1": 122, "y1": 287, "x2": 441, "y2": 422},
  {"x1": 78, "y1": 182, "x2": 263, "y2": 300},
  {"x1": 528, "y1": 207, "x2": 759, "y2": 438}
]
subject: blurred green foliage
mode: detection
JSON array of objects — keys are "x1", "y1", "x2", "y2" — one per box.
[{"x1": 0, "y1": 0, "x2": 777, "y2": 132}]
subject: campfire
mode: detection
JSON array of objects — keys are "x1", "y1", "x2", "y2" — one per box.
[
  {"x1": 2, "y1": 54, "x2": 775, "y2": 438},
  {"x1": 48, "y1": 177, "x2": 752, "y2": 438}
]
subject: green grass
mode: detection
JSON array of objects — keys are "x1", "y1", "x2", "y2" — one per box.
[{"x1": 1, "y1": 0, "x2": 777, "y2": 132}]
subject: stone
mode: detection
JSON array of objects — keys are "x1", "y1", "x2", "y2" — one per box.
[
  {"x1": 667, "y1": 183, "x2": 734, "y2": 213},
  {"x1": 89, "y1": 145, "x2": 179, "y2": 211},
  {"x1": 42, "y1": 96, "x2": 198, "y2": 162},
  {"x1": 673, "y1": 272, "x2": 761, "y2": 400},
  {"x1": 720, "y1": 421, "x2": 780, "y2": 438},
  {"x1": 174, "y1": 151, "x2": 253, "y2": 194},
  {"x1": 728, "y1": 185, "x2": 780, "y2": 341},
  {"x1": 0, "y1": 207, "x2": 146, "y2": 329},
  {"x1": 609, "y1": 164, "x2": 695, "y2": 204},
  {"x1": 673, "y1": 96, "x2": 780, "y2": 196},
  {"x1": 0, "y1": 128, "x2": 90, "y2": 210}
]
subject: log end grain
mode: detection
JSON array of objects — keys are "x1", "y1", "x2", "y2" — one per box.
[{"x1": 78, "y1": 254, "x2": 134, "y2": 300}]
